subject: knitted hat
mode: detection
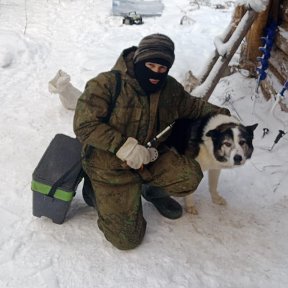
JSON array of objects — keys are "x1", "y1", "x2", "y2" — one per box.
[{"x1": 133, "y1": 34, "x2": 175, "y2": 68}]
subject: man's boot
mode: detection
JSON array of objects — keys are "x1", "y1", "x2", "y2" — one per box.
[{"x1": 142, "y1": 184, "x2": 182, "y2": 219}]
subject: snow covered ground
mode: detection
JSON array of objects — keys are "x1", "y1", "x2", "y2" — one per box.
[{"x1": 1, "y1": 0, "x2": 288, "y2": 287}]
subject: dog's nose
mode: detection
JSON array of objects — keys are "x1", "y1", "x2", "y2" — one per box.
[{"x1": 234, "y1": 155, "x2": 242, "y2": 165}]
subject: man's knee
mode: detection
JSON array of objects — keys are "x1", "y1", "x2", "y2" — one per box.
[
  {"x1": 168, "y1": 159, "x2": 203, "y2": 197},
  {"x1": 107, "y1": 232, "x2": 145, "y2": 250},
  {"x1": 98, "y1": 216, "x2": 147, "y2": 250},
  {"x1": 149, "y1": 150, "x2": 203, "y2": 192},
  {"x1": 187, "y1": 164, "x2": 203, "y2": 192}
]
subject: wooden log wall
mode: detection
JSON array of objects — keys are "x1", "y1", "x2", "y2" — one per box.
[{"x1": 259, "y1": 0, "x2": 288, "y2": 106}]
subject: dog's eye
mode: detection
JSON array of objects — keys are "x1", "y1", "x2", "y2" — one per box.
[
  {"x1": 224, "y1": 142, "x2": 232, "y2": 147},
  {"x1": 239, "y1": 140, "x2": 246, "y2": 146}
]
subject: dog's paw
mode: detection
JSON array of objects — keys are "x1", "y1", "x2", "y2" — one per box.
[
  {"x1": 185, "y1": 205, "x2": 199, "y2": 215},
  {"x1": 212, "y1": 195, "x2": 227, "y2": 206}
]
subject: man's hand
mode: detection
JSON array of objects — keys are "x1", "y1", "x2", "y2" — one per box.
[{"x1": 116, "y1": 137, "x2": 158, "y2": 169}]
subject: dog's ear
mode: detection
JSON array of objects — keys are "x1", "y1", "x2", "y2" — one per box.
[
  {"x1": 206, "y1": 129, "x2": 219, "y2": 139},
  {"x1": 246, "y1": 123, "x2": 258, "y2": 134}
]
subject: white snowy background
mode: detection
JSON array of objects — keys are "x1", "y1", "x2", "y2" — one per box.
[{"x1": 1, "y1": 0, "x2": 288, "y2": 287}]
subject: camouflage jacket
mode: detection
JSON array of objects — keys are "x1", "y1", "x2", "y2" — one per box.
[{"x1": 73, "y1": 47, "x2": 227, "y2": 157}]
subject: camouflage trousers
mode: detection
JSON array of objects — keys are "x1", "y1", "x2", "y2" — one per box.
[{"x1": 83, "y1": 148, "x2": 203, "y2": 250}]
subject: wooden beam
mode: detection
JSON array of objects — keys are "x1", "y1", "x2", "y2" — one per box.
[
  {"x1": 193, "y1": 9, "x2": 258, "y2": 101},
  {"x1": 197, "y1": 6, "x2": 245, "y2": 84}
]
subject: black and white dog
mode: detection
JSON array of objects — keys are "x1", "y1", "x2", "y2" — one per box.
[{"x1": 167, "y1": 114, "x2": 258, "y2": 214}]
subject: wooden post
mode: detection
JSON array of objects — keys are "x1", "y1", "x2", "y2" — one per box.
[
  {"x1": 198, "y1": 6, "x2": 246, "y2": 84},
  {"x1": 193, "y1": 9, "x2": 258, "y2": 101},
  {"x1": 183, "y1": 6, "x2": 247, "y2": 93}
]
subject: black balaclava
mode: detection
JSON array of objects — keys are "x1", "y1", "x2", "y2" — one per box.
[
  {"x1": 134, "y1": 58, "x2": 170, "y2": 94},
  {"x1": 133, "y1": 33, "x2": 175, "y2": 95}
]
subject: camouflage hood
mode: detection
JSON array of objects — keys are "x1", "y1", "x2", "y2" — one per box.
[{"x1": 112, "y1": 46, "x2": 137, "y2": 77}]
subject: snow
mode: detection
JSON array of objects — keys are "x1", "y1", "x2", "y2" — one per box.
[
  {"x1": 1, "y1": 0, "x2": 288, "y2": 287},
  {"x1": 279, "y1": 26, "x2": 288, "y2": 38}
]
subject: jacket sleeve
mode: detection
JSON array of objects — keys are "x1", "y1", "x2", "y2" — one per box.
[
  {"x1": 176, "y1": 81, "x2": 230, "y2": 119},
  {"x1": 73, "y1": 72, "x2": 126, "y2": 154}
]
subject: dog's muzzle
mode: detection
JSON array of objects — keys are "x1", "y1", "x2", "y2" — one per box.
[{"x1": 233, "y1": 154, "x2": 243, "y2": 165}]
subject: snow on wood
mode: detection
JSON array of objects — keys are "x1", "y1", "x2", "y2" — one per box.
[
  {"x1": 236, "y1": 0, "x2": 269, "y2": 12},
  {"x1": 214, "y1": 10, "x2": 257, "y2": 57},
  {"x1": 196, "y1": 24, "x2": 236, "y2": 85},
  {"x1": 194, "y1": 6, "x2": 246, "y2": 87},
  {"x1": 192, "y1": 9, "x2": 258, "y2": 100},
  {"x1": 276, "y1": 27, "x2": 288, "y2": 56}
]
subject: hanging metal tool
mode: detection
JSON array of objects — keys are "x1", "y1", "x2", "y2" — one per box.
[
  {"x1": 269, "y1": 130, "x2": 286, "y2": 151},
  {"x1": 270, "y1": 80, "x2": 288, "y2": 114},
  {"x1": 262, "y1": 127, "x2": 270, "y2": 138}
]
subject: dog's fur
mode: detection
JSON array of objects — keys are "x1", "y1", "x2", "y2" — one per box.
[{"x1": 166, "y1": 114, "x2": 258, "y2": 214}]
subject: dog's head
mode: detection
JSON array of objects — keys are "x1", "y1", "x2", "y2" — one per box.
[{"x1": 205, "y1": 117, "x2": 258, "y2": 167}]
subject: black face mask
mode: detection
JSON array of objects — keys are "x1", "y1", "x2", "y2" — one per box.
[{"x1": 134, "y1": 60, "x2": 169, "y2": 94}]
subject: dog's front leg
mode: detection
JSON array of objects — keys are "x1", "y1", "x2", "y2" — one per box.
[
  {"x1": 208, "y1": 169, "x2": 227, "y2": 205},
  {"x1": 184, "y1": 193, "x2": 199, "y2": 215}
]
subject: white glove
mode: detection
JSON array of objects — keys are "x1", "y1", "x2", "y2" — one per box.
[{"x1": 116, "y1": 137, "x2": 158, "y2": 169}]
